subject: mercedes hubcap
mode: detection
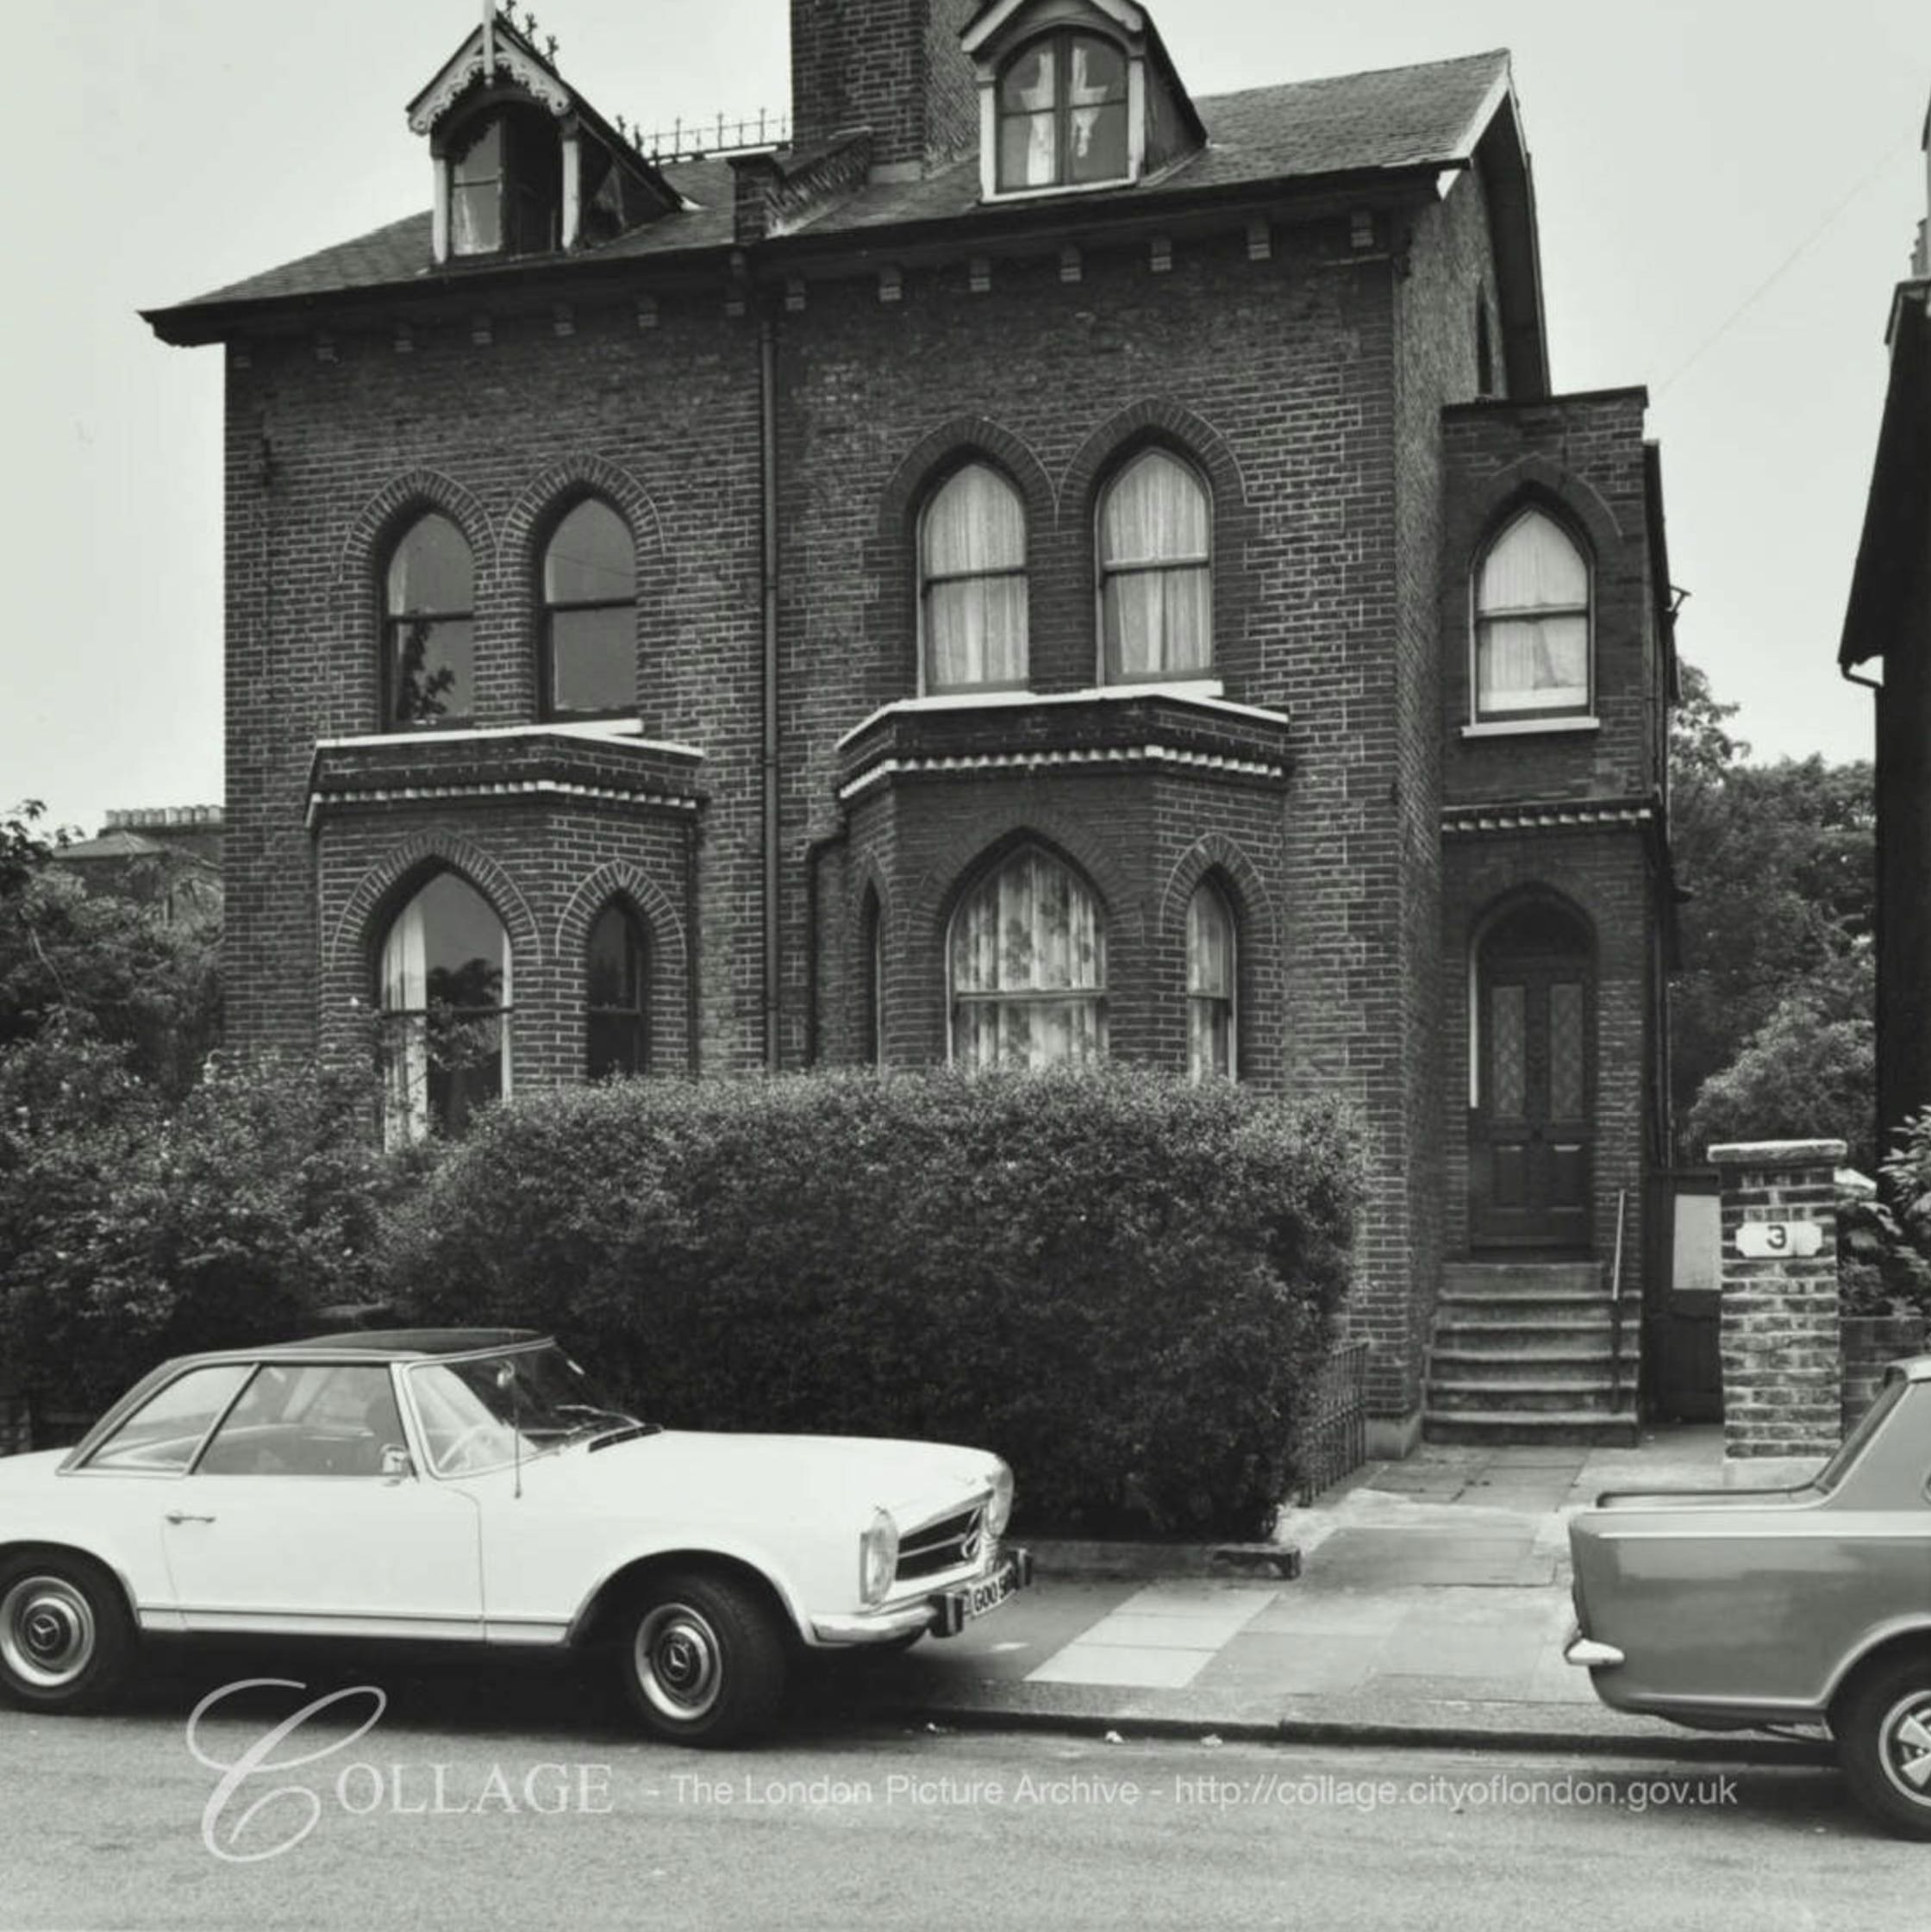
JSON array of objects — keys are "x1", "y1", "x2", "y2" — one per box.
[
  {"x1": 0, "y1": 1577, "x2": 97, "y2": 1690},
  {"x1": 634, "y1": 1604, "x2": 723, "y2": 1720},
  {"x1": 1880, "y1": 1693, "x2": 1931, "y2": 1806}
]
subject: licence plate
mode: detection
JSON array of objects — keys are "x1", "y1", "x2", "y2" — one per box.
[{"x1": 935, "y1": 1550, "x2": 1031, "y2": 1637}]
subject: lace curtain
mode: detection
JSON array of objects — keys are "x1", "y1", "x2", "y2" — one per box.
[{"x1": 951, "y1": 852, "x2": 1106, "y2": 1069}]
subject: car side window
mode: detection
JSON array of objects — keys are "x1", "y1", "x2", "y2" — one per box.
[
  {"x1": 83, "y1": 1364, "x2": 253, "y2": 1473},
  {"x1": 196, "y1": 1364, "x2": 407, "y2": 1479}
]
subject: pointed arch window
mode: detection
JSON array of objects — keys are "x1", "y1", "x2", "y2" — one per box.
[
  {"x1": 1473, "y1": 510, "x2": 1590, "y2": 719},
  {"x1": 1099, "y1": 449, "x2": 1211, "y2": 680},
  {"x1": 1187, "y1": 881, "x2": 1237, "y2": 1081},
  {"x1": 585, "y1": 902, "x2": 647, "y2": 1078},
  {"x1": 921, "y1": 463, "x2": 1028, "y2": 691},
  {"x1": 544, "y1": 497, "x2": 636, "y2": 718},
  {"x1": 384, "y1": 512, "x2": 475, "y2": 728},
  {"x1": 997, "y1": 33, "x2": 1129, "y2": 191},
  {"x1": 949, "y1": 850, "x2": 1106, "y2": 1069},
  {"x1": 379, "y1": 872, "x2": 509, "y2": 1145}
]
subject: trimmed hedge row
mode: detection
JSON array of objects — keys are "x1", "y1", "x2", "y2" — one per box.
[{"x1": 386, "y1": 1067, "x2": 1365, "y2": 1537}]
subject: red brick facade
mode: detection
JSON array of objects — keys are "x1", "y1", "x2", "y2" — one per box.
[{"x1": 150, "y1": 3, "x2": 1679, "y2": 1443}]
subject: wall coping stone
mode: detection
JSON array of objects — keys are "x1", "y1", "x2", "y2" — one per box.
[{"x1": 1708, "y1": 1140, "x2": 1848, "y2": 1168}]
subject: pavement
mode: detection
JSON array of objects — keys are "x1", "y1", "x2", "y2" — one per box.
[{"x1": 827, "y1": 1426, "x2": 1835, "y2": 1766}]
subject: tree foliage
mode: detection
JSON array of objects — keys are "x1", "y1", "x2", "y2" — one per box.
[
  {"x1": 0, "y1": 801, "x2": 221, "y2": 1103},
  {"x1": 1667, "y1": 670, "x2": 1875, "y2": 1150}
]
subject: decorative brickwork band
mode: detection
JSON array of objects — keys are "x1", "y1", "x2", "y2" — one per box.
[{"x1": 1708, "y1": 1139, "x2": 1846, "y2": 1463}]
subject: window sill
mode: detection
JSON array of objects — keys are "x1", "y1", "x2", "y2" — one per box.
[{"x1": 1459, "y1": 716, "x2": 1601, "y2": 741}]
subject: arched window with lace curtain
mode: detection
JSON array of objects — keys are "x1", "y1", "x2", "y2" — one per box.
[
  {"x1": 1472, "y1": 509, "x2": 1591, "y2": 720},
  {"x1": 948, "y1": 849, "x2": 1106, "y2": 1069},
  {"x1": 1098, "y1": 448, "x2": 1212, "y2": 681},
  {"x1": 378, "y1": 872, "x2": 509, "y2": 1145},
  {"x1": 543, "y1": 497, "x2": 636, "y2": 718},
  {"x1": 920, "y1": 463, "x2": 1028, "y2": 692}
]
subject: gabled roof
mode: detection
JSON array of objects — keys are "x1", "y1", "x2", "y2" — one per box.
[
  {"x1": 147, "y1": 47, "x2": 1541, "y2": 393},
  {"x1": 1840, "y1": 280, "x2": 1931, "y2": 669}
]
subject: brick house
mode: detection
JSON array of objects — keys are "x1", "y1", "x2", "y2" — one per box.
[
  {"x1": 1840, "y1": 97, "x2": 1930, "y2": 1160},
  {"x1": 144, "y1": 1, "x2": 1680, "y2": 1454}
]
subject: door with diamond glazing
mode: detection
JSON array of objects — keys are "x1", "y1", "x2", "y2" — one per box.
[{"x1": 1472, "y1": 903, "x2": 1593, "y2": 1249}]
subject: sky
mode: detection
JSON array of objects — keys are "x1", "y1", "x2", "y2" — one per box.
[{"x1": 1, "y1": 0, "x2": 1924, "y2": 836}]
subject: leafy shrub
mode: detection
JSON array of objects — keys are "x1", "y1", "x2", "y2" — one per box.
[
  {"x1": 0, "y1": 1038, "x2": 406, "y2": 1416},
  {"x1": 1843, "y1": 1109, "x2": 1931, "y2": 1321},
  {"x1": 1684, "y1": 966, "x2": 1876, "y2": 1172},
  {"x1": 384, "y1": 1067, "x2": 1366, "y2": 1538}
]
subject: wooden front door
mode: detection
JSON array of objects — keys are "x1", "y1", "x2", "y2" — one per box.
[{"x1": 1472, "y1": 903, "x2": 1593, "y2": 1250}]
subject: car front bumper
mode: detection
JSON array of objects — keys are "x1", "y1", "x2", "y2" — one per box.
[{"x1": 812, "y1": 1547, "x2": 1034, "y2": 1646}]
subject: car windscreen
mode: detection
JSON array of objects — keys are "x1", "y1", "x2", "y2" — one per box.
[
  {"x1": 405, "y1": 1345, "x2": 634, "y2": 1476},
  {"x1": 1810, "y1": 1374, "x2": 1907, "y2": 1495}
]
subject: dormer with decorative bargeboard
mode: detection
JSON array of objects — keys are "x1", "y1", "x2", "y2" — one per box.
[
  {"x1": 960, "y1": 0, "x2": 1204, "y2": 203},
  {"x1": 407, "y1": 9, "x2": 680, "y2": 265}
]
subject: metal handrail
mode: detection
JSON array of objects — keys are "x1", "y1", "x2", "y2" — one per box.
[{"x1": 1609, "y1": 1187, "x2": 1629, "y2": 1410}]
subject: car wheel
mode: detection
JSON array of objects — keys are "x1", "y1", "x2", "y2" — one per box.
[
  {"x1": 617, "y1": 1572, "x2": 789, "y2": 1747},
  {"x1": 1836, "y1": 1654, "x2": 1931, "y2": 1839},
  {"x1": 0, "y1": 1553, "x2": 134, "y2": 1714}
]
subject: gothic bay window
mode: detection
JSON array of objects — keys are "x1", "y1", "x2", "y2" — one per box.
[
  {"x1": 385, "y1": 513, "x2": 475, "y2": 728},
  {"x1": 450, "y1": 107, "x2": 560, "y2": 258},
  {"x1": 1187, "y1": 882, "x2": 1237, "y2": 1081},
  {"x1": 950, "y1": 851, "x2": 1106, "y2": 1069},
  {"x1": 1473, "y1": 510, "x2": 1591, "y2": 719},
  {"x1": 921, "y1": 464, "x2": 1028, "y2": 691},
  {"x1": 1099, "y1": 449, "x2": 1212, "y2": 680},
  {"x1": 544, "y1": 498, "x2": 636, "y2": 717},
  {"x1": 997, "y1": 34, "x2": 1129, "y2": 191},
  {"x1": 585, "y1": 902, "x2": 647, "y2": 1079},
  {"x1": 379, "y1": 873, "x2": 509, "y2": 1144}
]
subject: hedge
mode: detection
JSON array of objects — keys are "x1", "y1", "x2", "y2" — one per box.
[{"x1": 385, "y1": 1067, "x2": 1365, "y2": 1537}]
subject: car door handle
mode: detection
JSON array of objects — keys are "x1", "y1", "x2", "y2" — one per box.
[{"x1": 164, "y1": 1510, "x2": 216, "y2": 1525}]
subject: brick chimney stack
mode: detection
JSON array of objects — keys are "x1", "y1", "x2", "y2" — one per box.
[{"x1": 789, "y1": 0, "x2": 980, "y2": 176}]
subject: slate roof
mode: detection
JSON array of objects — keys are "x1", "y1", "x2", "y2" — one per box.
[{"x1": 150, "y1": 49, "x2": 1511, "y2": 327}]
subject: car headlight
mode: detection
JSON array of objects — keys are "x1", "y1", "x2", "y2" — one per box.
[
  {"x1": 986, "y1": 1460, "x2": 1014, "y2": 1538},
  {"x1": 860, "y1": 1508, "x2": 898, "y2": 1606}
]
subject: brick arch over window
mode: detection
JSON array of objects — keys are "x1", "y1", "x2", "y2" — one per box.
[
  {"x1": 1157, "y1": 831, "x2": 1276, "y2": 943},
  {"x1": 328, "y1": 831, "x2": 541, "y2": 980},
  {"x1": 1459, "y1": 456, "x2": 1623, "y2": 566},
  {"x1": 554, "y1": 860, "x2": 685, "y2": 979},
  {"x1": 870, "y1": 416, "x2": 1056, "y2": 694},
  {"x1": 339, "y1": 469, "x2": 495, "y2": 590},
  {"x1": 1060, "y1": 400, "x2": 1254, "y2": 685},
  {"x1": 909, "y1": 811, "x2": 1140, "y2": 956}
]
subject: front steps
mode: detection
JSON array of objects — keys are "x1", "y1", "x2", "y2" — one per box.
[{"x1": 1424, "y1": 1261, "x2": 1639, "y2": 1446}]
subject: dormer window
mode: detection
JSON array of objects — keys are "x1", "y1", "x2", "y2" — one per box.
[
  {"x1": 409, "y1": 14, "x2": 680, "y2": 267},
  {"x1": 964, "y1": 0, "x2": 1207, "y2": 203},
  {"x1": 449, "y1": 107, "x2": 559, "y2": 258},
  {"x1": 997, "y1": 34, "x2": 1128, "y2": 191}
]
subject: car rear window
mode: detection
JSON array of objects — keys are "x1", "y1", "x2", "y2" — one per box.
[{"x1": 1811, "y1": 1375, "x2": 1907, "y2": 1494}]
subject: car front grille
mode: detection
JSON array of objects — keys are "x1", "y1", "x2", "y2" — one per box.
[{"x1": 895, "y1": 1502, "x2": 990, "y2": 1582}]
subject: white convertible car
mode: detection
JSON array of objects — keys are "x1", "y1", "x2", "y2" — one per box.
[{"x1": 0, "y1": 1329, "x2": 1031, "y2": 1743}]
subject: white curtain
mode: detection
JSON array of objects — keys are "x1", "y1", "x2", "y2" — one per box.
[
  {"x1": 951, "y1": 853, "x2": 1105, "y2": 1070},
  {"x1": 923, "y1": 466, "x2": 1028, "y2": 688},
  {"x1": 380, "y1": 896, "x2": 429, "y2": 1147},
  {"x1": 1476, "y1": 512, "x2": 1588, "y2": 710},
  {"x1": 998, "y1": 43, "x2": 1058, "y2": 188},
  {"x1": 1102, "y1": 452, "x2": 1211, "y2": 676},
  {"x1": 1186, "y1": 884, "x2": 1236, "y2": 1080}
]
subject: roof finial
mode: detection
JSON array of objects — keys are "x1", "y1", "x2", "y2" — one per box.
[{"x1": 482, "y1": 0, "x2": 496, "y2": 81}]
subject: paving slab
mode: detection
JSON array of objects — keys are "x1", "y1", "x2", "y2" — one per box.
[{"x1": 823, "y1": 1425, "x2": 1831, "y2": 1766}]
